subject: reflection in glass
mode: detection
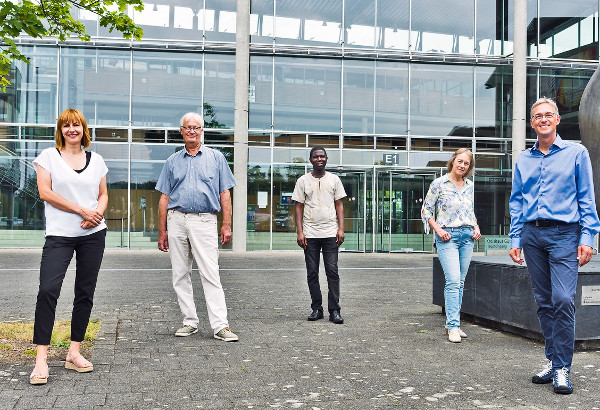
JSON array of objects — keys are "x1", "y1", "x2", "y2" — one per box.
[
  {"x1": 475, "y1": 66, "x2": 509, "y2": 139},
  {"x1": 345, "y1": 0, "x2": 376, "y2": 48},
  {"x1": 538, "y1": 0, "x2": 598, "y2": 60},
  {"x1": 247, "y1": 163, "x2": 272, "y2": 250},
  {"x1": 0, "y1": 141, "x2": 49, "y2": 243},
  {"x1": 275, "y1": 1, "x2": 342, "y2": 46},
  {"x1": 0, "y1": 126, "x2": 19, "y2": 140},
  {"x1": 59, "y1": 48, "x2": 130, "y2": 126},
  {"x1": 411, "y1": 0, "x2": 474, "y2": 54},
  {"x1": 375, "y1": 61, "x2": 408, "y2": 135},
  {"x1": 272, "y1": 165, "x2": 305, "y2": 249},
  {"x1": 1, "y1": 46, "x2": 57, "y2": 124},
  {"x1": 309, "y1": 134, "x2": 340, "y2": 148},
  {"x1": 274, "y1": 57, "x2": 341, "y2": 133},
  {"x1": 343, "y1": 60, "x2": 375, "y2": 134},
  {"x1": 410, "y1": 64, "x2": 473, "y2": 137},
  {"x1": 539, "y1": 67, "x2": 595, "y2": 140},
  {"x1": 343, "y1": 135, "x2": 375, "y2": 150},
  {"x1": 476, "y1": 0, "x2": 508, "y2": 55},
  {"x1": 22, "y1": 127, "x2": 54, "y2": 141},
  {"x1": 377, "y1": 0, "x2": 409, "y2": 50},
  {"x1": 95, "y1": 128, "x2": 128, "y2": 142},
  {"x1": 249, "y1": 56, "x2": 273, "y2": 130},
  {"x1": 204, "y1": 54, "x2": 236, "y2": 129},
  {"x1": 205, "y1": 0, "x2": 237, "y2": 43},
  {"x1": 474, "y1": 171, "x2": 512, "y2": 236},
  {"x1": 132, "y1": 51, "x2": 203, "y2": 127},
  {"x1": 250, "y1": 0, "x2": 274, "y2": 43}
]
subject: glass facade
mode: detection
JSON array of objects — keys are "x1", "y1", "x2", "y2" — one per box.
[{"x1": 0, "y1": 0, "x2": 598, "y2": 251}]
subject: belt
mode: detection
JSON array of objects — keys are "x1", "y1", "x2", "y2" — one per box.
[{"x1": 525, "y1": 219, "x2": 568, "y2": 227}]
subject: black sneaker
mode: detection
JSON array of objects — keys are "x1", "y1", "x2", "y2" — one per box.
[
  {"x1": 532, "y1": 359, "x2": 553, "y2": 384},
  {"x1": 553, "y1": 367, "x2": 573, "y2": 394}
]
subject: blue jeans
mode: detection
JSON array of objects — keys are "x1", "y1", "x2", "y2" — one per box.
[
  {"x1": 436, "y1": 226, "x2": 474, "y2": 330},
  {"x1": 521, "y1": 222, "x2": 579, "y2": 371}
]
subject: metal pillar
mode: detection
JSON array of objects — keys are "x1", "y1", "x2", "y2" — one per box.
[
  {"x1": 232, "y1": 0, "x2": 250, "y2": 252},
  {"x1": 512, "y1": 0, "x2": 527, "y2": 170}
]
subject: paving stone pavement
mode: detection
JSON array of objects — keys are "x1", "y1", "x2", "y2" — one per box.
[{"x1": 0, "y1": 249, "x2": 599, "y2": 409}]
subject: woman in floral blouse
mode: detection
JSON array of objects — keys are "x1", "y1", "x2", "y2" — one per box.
[{"x1": 421, "y1": 148, "x2": 481, "y2": 343}]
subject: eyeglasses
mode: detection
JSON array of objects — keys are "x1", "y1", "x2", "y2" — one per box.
[
  {"x1": 531, "y1": 113, "x2": 557, "y2": 121},
  {"x1": 181, "y1": 126, "x2": 202, "y2": 132}
]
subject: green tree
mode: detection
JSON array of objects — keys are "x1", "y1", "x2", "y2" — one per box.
[{"x1": 0, "y1": 0, "x2": 144, "y2": 91}]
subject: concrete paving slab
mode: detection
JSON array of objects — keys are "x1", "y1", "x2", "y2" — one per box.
[{"x1": 0, "y1": 249, "x2": 599, "y2": 409}]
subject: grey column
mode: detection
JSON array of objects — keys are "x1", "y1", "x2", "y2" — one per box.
[
  {"x1": 512, "y1": 0, "x2": 527, "y2": 170},
  {"x1": 233, "y1": 0, "x2": 250, "y2": 252}
]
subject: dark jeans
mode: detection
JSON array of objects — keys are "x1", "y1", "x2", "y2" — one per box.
[
  {"x1": 33, "y1": 229, "x2": 106, "y2": 345},
  {"x1": 522, "y1": 222, "x2": 579, "y2": 370},
  {"x1": 304, "y1": 237, "x2": 340, "y2": 313}
]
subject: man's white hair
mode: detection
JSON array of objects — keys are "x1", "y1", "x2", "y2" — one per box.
[{"x1": 180, "y1": 112, "x2": 204, "y2": 127}]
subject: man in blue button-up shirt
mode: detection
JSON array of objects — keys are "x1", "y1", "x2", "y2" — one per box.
[
  {"x1": 156, "y1": 112, "x2": 238, "y2": 342},
  {"x1": 509, "y1": 97, "x2": 600, "y2": 395}
]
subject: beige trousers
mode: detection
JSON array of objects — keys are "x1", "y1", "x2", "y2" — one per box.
[{"x1": 167, "y1": 210, "x2": 228, "y2": 334}]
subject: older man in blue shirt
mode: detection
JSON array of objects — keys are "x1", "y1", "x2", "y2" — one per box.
[
  {"x1": 509, "y1": 97, "x2": 600, "y2": 395},
  {"x1": 156, "y1": 112, "x2": 238, "y2": 342}
]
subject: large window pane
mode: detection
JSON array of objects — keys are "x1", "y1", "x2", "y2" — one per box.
[
  {"x1": 343, "y1": 60, "x2": 375, "y2": 134},
  {"x1": 412, "y1": 0, "x2": 474, "y2": 54},
  {"x1": 132, "y1": 51, "x2": 203, "y2": 127},
  {"x1": 60, "y1": 48, "x2": 130, "y2": 126},
  {"x1": 539, "y1": 68, "x2": 595, "y2": 140},
  {"x1": 272, "y1": 165, "x2": 305, "y2": 250},
  {"x1": 0, "y1": 141, "x2": 49, "y2": 245},
  {"x1": 204, "y1": 54, "x2": 235, "y2": 129},
  {"x1": 247, "y1": 163, "x2": 272, "y2": 250},
  {"x1": 476, "y1": 0, "x2": 508, "y2": 55},
  {"x1": 1, "y1": 46, "x2": 57, "y2": 124},
  {"x1": 410, "y1": 64, "x2": 473, "y2": 137},
  {"x1": 132, "y1": 2, "x2": 204, "y2": 42},
  {"x1": 250, "y1": 56, "x2": 273, "y2": 130},
  {"x1": 251, "y1": 0, "x2": 274, "y2": 44},
  {"x1": 274, "y1": 57, "x2": 341, "y2": 133},
  {"x1": 377, "y1": 0, "x2": 409, "y2": 50},
  {"x1": 475, "y1": 66, "x2": 510, "y2": 139},
  {"x1": 375, "y1": 61, "x2": 408, "y2": 135},
  {"x1": 205, "y1": 0, "x2": 237, "y2": 43},
  {"x1": 275, "y1": 1, "x2": 342, "y2": 47},
  {"x1": 345, "y1": 0, "x2": 376, "y2": 48},
  {"x1": 538, "y1": 0, "x2": 599, "y2": 59}
]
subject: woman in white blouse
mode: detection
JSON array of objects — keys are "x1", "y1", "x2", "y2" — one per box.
[
  {"x1": 421, "y1": 148, "x2": 481, "y2": 343},
  {"x1": 29, "y1": 109, "x2": 108, "y2": 384}
]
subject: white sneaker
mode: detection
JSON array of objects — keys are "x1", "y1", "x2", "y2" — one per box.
[
  {"x1": 175, "y1": 325, "x2": 198, "y2": 337},
  {"x1": 448, "y1": 328, "x2": 461, "y2": 343},
  {"x1": 445, "y1": 326, "x2": 467, "y2": 338},
  {"x1": 214, "y1": 327, "x2": 239, "y2": 342}
]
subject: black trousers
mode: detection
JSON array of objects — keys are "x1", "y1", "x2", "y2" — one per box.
[
  {"x1": 303, "y1": 237, "x2": 341, "y2": 313},
  {"x1": 33, "y1": 229, "x2": 106, "y2": 345}
]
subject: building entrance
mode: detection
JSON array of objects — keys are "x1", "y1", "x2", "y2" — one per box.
[{"x1": 332, "y1": 168, "x2": 440, "y2": 253}]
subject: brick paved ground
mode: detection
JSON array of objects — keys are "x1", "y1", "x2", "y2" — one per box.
[{"x1": 0, "y1": 249, "x2": 599, "y2": 409}]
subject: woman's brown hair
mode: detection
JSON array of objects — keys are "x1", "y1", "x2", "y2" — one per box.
[
  {"x1": 446, "y1": 148, "x2": 475, "y2": 178},
  {"x1": 55, "y1": 108, "x2": 91, "y2": 150}
]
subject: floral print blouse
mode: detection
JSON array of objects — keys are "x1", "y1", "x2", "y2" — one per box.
[{"x1": 421, "y1": 174, "x2": 477, "y2": 234}]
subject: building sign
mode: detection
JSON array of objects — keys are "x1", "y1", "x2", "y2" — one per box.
[
  {"x1": 383, "y1": 153, "x2": 400, "y2": 165},
  {"x1": 581, "y1": 286, "x2": 600, "y2": 306},
  {"x1": 484, "y1": 237, "x2": 511, "y2": 254}
]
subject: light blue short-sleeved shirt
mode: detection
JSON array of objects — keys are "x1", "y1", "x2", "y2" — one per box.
[{"x1": 155, "y1": 145, "x2": 236, "y2": 213}]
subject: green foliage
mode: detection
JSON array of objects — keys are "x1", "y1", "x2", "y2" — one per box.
[
  {"x1": 0, "y1": 0, "x2": 144, "y2": 90},
  {"x1": 23, "y1": 349, "x2": 37, "y2": 355}
]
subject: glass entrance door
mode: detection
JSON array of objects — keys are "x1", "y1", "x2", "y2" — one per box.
[
  {"x1": 335, "y1": 171, "x2": 367, "y2": 252},
  {"x1": 376, "y1": 170, "x2": 439, "y2": 252}
]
